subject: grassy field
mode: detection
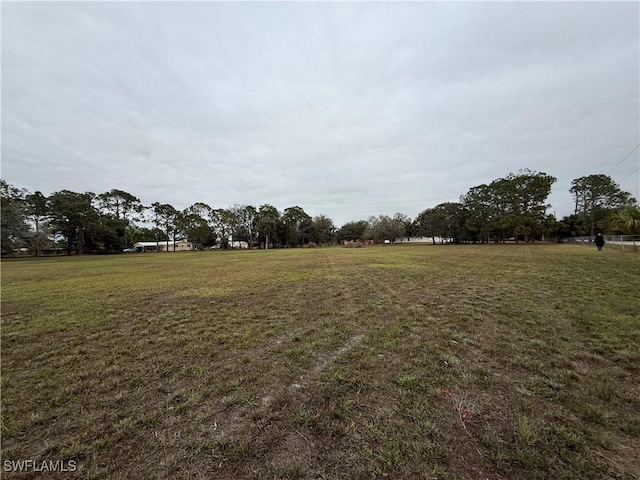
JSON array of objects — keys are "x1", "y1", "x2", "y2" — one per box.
[{"x1": 1, "y1": 244, "x2": 639, "y2": 479}]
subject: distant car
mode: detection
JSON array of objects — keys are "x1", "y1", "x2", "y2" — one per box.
[
  {"x1": 123, "y1": 248, "x2": 137, "y2": 253},
  {"x1": 209, "y1": 245, "x2": 221, "y2": 250}
]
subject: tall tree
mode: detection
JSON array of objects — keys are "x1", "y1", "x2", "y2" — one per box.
[
  {"x1": 96, "y1": 189, "x2": 144, "y2": 250},
  {"x1": 309, "y1": 215, "x2": 335, "y2": 245},
  {"x1": 336, "y1": 220, "x2": 369, "y2": 244},
  {"x1": 170, "y1": 209, "x2": 185, "y2": 251},
  {"x1": 282, "y1": 206, "x2": 312, "y2": 247},
  {"x1": 414, "y1": 208, "x2": 444, "y2": 244},
  {"x1": 394, "y1": 213, "x2": 414, "y2": 240},
  {"x1": 48, "y1": 190, "x2": 99, "y2": 254},
  {"x1": 210, "y1": 209, "x2": 233, "y2": 249},
  {"x1": 229, "y1": 205, "x2": 258, "y2": 248},
  {"x1": 257, "y1": 204, "x2": 280, "y2": 249},
  {"x1": 415, "y1": 203, "x2": 468, "y2": 243},
  {"x1": 438, "y1": 202, "x2": 469, "y2": 243},
  {"x1": 487, "y1": 177, "x2": 512, "y2": 242},
  {"x1": 461, "y1": 184, "x2": 496, "y2": 243},
  {"x1": 570, "y1": 174, "x2": 636, "y2": 236},
  {"x1": 221, "y1": 208, "x2": 240, "y2": 249},
  {"x1": 180, "y1": 207, "x2": 213, "y2": 250},
  {"x1": 241, "y1": 205, "x2": 258, "y2": 248},
  {"x1": 0, "y1": 181, "x2": 30, "y2": 255},
  {"x1": 151, "y1": 202, "x2": 178, "y2": 252},
  {"x1": 25, "y1": 191, "x2": 50, "y2": 256},
  {"x1": 500, "y1": 170, "x2": 556, "y2": 243},
  {"x1": 367, "y1": 214, "x2": 404, "y2": 243},
  {"x1": 186, "y1": 202, "x2": 218, "y2": 245}
]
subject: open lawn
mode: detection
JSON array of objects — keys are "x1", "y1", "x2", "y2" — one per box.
[{"x1": 1, "y1": 244, "x2": 639, "y2": 479}]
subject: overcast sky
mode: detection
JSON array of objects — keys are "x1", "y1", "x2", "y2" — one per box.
[{"x1": 2, "y1": 1, "x2": 639, "y2": 226}]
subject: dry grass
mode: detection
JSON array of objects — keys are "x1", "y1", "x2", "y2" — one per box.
[{"x1": 1, "y1": 244, "x2": 639, "y2": 479}]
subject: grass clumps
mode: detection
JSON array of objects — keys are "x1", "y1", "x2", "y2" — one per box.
[{"x1": 1, "y1": 244, "x2": 639, "y2": 479}]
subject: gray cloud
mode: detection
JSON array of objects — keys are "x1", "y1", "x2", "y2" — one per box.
[{"x1": 2, "y1": 1, "x2": 638, "y2": 226}]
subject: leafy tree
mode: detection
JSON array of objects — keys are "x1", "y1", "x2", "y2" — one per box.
[
  {"x1": 367, "y1": 215, "x2": 404, "y2": 243},
  {"x1": 243, "y1": 205, "x2": 258, "y2": 248},
  {"x1": 181, "y1": 205, "x2": 214, "y2": 249},
  {"x1": 96, "y1": 189, "x2": 144, "y2": 250},
  {"x1": 557, "y1": 214, "x2": 589, "y2": 238},
  {"x1": 486, "y1": 177, "x2": 512, "y2": 242},
  {"x1": 463, "y1": 170, "x2": 556, "y2": 243},
  {"x1": 440, "y1": 203, "x2": 469, "y2": 243},
  {"x1": 257, "y1": 204, "x2": 280, "y2": 249},
  {"x1": 435, "y1": 203, "x2": 467, "y2": 243},
  {"x1": 282, "y1": 206, "x2": 312, "y2": 247},
  {"x1": 609, "y1": 205, "x2": 640, "y2": 234},
  {"x1": 570, "y1": 174, "x2": 636, "y2": 236},
  {"x1": 185, "y1": 202, "x2": 218, "y2": 246},
  {"x1": 229, "y1": 205, "x2": 258, "y2": 248},
  {"x1": 48, "y1": 190, "x2": 99, "y2": 254},
  {"x1": 500, "y1": 170, "x2": 556, "y2": 243},
  {"x1": 461, "y1": 184, "x2": 496, "y2": 243},
  {"x1": 187, "y1": 202, "x2": 214, "y2": 220},
  {"x1": 0, "y1": 181, "x2": 30, "y2": 255},
  {"x1": 226, "y1": 208, "x2": 243, "y2": 248},
  {"x1": 169, "y1": 209, "x2": 185, "y2": 251},
  {"x1": 336, "y1": 220, "x2": 369, "y2": 243},
  {"x1": 26, "y1": 191, "x2": 50, "y2": 256},
  {"x1": 309, "y1": 215, "x2": 335, "y2": 245},
  {"x1": 539, "y1": 214, "x2": 564, "y2": 241},
  {"x1": 209, "y1": 209, "x2": 231, "y2": 249},
  {"x1": 151, "y1": 202, "x2": 178, "y2": 252},
  {"x1": 85, "y1": 215, "x2": 123, "y2": 253},
  {"x1": 415, "y1": 206, "x2": 452, "y2": 244},
  {"x1": 414, "y1": 208, "x2": 439, "y2": 244},
  {"x1": 393, "y1": 213, "x2": 414, "y2": 240},
  {"x1": 415, "y1": 203, "x2": 469, "y2": 243}
]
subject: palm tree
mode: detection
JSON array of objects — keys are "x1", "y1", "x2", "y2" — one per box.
[{"x1": 610, "y1": 206, "x2": 640, "y2": 234}]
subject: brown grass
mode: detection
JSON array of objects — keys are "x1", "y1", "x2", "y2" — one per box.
[{"x1": 1, "y1": 244, "x2": 639, "y2": 479}]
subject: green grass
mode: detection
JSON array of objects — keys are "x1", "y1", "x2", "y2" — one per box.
[{"x1": 1, "y1": 244, "x2": 639, "y2": 479}]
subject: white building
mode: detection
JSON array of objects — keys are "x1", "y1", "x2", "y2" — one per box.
[
  {"x1": 393, "y1": 236, "x2": 449, "y2": 244},
  {"x1": 132, "y1": 241, "x2": 193, "y2": 252}
]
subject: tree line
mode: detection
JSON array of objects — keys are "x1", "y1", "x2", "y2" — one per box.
[
  {"x1": 1, "y1": 170, "x2": 637, "y2": 256},
  {"x1": 337, "y1": 171, "x2": 637, "y2": 245}
]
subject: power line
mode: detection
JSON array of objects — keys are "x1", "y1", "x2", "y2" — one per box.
[
  {"x1": 606, "y1": 143, "x2": 639, "y2": 175},
  {"x1": 619, "y1": 167, "x2": 639, "y2": 183}
]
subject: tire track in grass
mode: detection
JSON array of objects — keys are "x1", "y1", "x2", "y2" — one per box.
[
  {"x1": 287, "y1": 333, "x2": 364, "y2": 393},
  {"x1": 282, "y1": 248, "x2": 368, "y2": 395},
  {"x1": 201, "y1": 248, "x2": 429, "y2": 478},
  {"x1": 200, "y1": 249, "x2": 374, "y2": 475}
]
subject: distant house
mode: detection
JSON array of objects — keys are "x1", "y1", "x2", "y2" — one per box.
[
  {"x1": 394, "y1": 236, "x2": 449, "y2": 244},
  {"x1": 133, "y1": 241, "x2": 193, "y2": 252}
]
